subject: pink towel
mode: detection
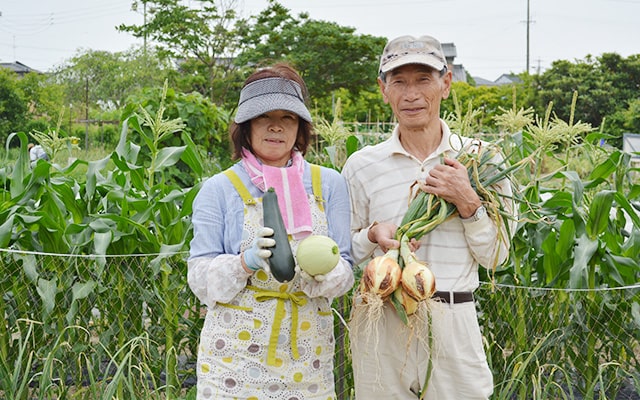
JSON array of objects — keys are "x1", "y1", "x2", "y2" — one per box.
[{"x1": 242, "y1": 149, "x2": 313, "y2": 239}]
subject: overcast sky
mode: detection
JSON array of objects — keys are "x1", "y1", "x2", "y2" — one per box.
[{"x1": 1, "y1": 0, "x2": 638, "y2": 81}]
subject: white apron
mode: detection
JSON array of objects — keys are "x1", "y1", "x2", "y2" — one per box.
[{"x1": 196, "y1": 174, "x2": 336, "y2": 400}]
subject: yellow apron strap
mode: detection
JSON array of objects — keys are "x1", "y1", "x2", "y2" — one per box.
[
  {"x1": 223, "y1": 169, "x2": 256, "y2": 206},
  {"x1": 310, "y1": 164, "x2": 324, "y2": 212},
  {"x1": 248, "y1": 285, "x2": 308, "y2": 366}
]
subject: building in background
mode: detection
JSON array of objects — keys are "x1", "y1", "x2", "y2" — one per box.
[
  {"x1": 0, "y1": 61, "x2": 41, "y2": 77},
  {"x1": 441, "y1": 42, "x2": 468, "y2": 83}
]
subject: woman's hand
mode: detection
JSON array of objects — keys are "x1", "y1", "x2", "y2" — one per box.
[{"x1": 242, "y1": 227, "x2": 275, "y2": 273}]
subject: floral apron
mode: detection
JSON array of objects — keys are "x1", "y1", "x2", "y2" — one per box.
[{"x1": 196, "y1": 167, "x2": 336, "y2": 400}]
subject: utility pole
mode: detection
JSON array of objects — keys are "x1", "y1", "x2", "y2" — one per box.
[
  {"x1": 143, "y1": 1, "x2": 147, "y2": 57},
  {"x1": 526, "y1": 0, "x2": 530, "y2": 73}
]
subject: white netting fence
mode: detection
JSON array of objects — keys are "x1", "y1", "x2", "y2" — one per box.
[{"x1": 1, "y1": 250, "x2": 638, "y2": 399}]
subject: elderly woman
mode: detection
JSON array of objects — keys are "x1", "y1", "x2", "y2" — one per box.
[{"x1": 188, "y1": 63, "x2": 354, "y2": 400}]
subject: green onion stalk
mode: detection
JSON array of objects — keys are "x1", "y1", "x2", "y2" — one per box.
[{"x1": 395, "y1": 139, "x2": 526, "y2": 270}]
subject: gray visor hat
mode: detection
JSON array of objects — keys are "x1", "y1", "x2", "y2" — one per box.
[{"x1": 234, "y1": 77, "x2": 312, "y2": 124}]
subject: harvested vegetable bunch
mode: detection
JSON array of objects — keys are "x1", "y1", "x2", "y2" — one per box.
[
  {"x1": 396, "y1": 139, "x2": 518, "y2": 248},
  {"x1": 390, "y1": 238, "x2": 436, "y2": 318},
  {"x1": 357, "y1": 139, "x2": 520, "y2": 322}
]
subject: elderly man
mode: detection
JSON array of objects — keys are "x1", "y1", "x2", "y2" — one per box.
[{"x1": 342, "y1": 35, "x2": 515, "y2": 399}]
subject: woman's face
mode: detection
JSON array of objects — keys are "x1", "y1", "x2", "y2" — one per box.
[{"x1": 249, "y1": 110, "x2": 300, "y2": 167}]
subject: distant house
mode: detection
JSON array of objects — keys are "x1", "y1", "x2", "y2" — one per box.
[
  {"x1": 472, "y1": 76, "x2": 499, "y2": 86},
  {"x1": 0, "y1": 61, "x2": 41, "y2": 77},
  {"x1": 473, "y1": 73, "x2": 523, "y2": 87},
  {"x1": 495, "y1": 74, "x2": 523, "y2": 85},
  {"x1": 623, "y1": 133, "x2": 640, "y2": 167},
  {"x1": 441, "y1": 42, "x2": 467, "y2": 83}
]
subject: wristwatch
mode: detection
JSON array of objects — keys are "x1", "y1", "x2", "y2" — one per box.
[{"x1": 463, "y1": 205, "x2": 486, "y2": 222}]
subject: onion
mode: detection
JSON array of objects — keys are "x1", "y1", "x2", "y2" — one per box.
[
  {"x1": 393, "y1": 287, "x2": 419, "y2": 315},
  {"x1": 401, "y1": 261, "x2": 436, "y2": 301},
  {"x1": 362, "y1": 255, "x2": 402, "y2": 298}
]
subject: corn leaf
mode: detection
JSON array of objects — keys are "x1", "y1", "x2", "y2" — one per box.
[
  {"x1": 587, "y1": 190, "x2": 615, "y2": 239},
  {"x1": 569, "y1": 234, "x2": 599, "y2": 289}
]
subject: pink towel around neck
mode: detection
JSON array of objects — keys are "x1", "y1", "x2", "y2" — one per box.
[{"x1": 242, "y1": 149, "x2": 313, "y2": 239}]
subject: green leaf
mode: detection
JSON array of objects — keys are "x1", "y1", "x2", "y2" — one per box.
[
  {"x1": 614, "y1": 192, "x2": 640, "y2": 229},
  {"x1": 584, "y1": 151, "x2": 619, "y2": 188},
  {"x1": 586, "y1": 190, "x2": 614, "y2": 239},
  {"x1": 159, "y1": 189, "x2": 186, "y2": 203},
  {"x1": 36, "y1": 277, "x2": 58, "y2": 317},
  {"x1": 93, "y1": 231, "x2": 112, "y2": 255},
  {"x1": 153, "y1": 146, "x2": 186, "y2": 169},
  {"x1": 555, "y1": 170, "x2": 584, "y2": 206},
  {"x1": 0, "y1": 214, "x2": 14, "y2": 248},
  {"x1": 20, "y1": 253, "x2": 39, "y2": 283},
  {"x1": 556, "y1": 219, "x2": 576, "y2": 258},
  {"x1": 180, "y1": 182, "x2": 202, "y2": 218},
  {"x1": 180, "y1": 132, "x2": 203, "y2": 176},
  {"x1": 324, "y1": 145, "x2": 337, "y2": 167},
  {"x1": 71, "y1": 280, "x2": 96, "y2": 301},
  {"x1": 66, "y1": 280, "x2": 97, "y2": 324},
  {"x1": 632, "y1": 302, "x2": 640, "y2": 330},
  {"x1": 541, "y1": 234, "x2": 563, "y2": 284},
  {"x1": 569, "y1": 234, "x2": 598, "y2": 289},
  {"x1": 602, "y1": 253, "x2": 637, "y2": 285},
  {"x1": 85, "y1": 156, "x2": 111, "y2": 200},
  {"x1": 346, "y1": 135, "x2": 360, "y2": 157},
  {"x1": 542, "y1": 191, "x2": 573, "y2": 212},
  {"x1": 390, "y1": 291, "x2": 409, "y2": 326},
  {"x1": 6, "y1": 132, "x2": 31, "y2": 198}
]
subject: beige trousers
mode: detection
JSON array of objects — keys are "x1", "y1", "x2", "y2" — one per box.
[{"x1": 350, "y1": 299, "x2": 493, "y2": 400}]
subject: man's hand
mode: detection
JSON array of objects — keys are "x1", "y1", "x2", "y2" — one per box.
[
  {"x1": 421, "y1": 157, "x2": 481, "y2": 218},
  {"x1": 368, "y1": 221, "x2": 421, "y2": 253}
]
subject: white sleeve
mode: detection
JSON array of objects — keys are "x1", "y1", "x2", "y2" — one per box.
[
  {"x1": 187, "y1": 254, "x2": 252, "y2": 308},
  {"x1": 299, "y1": 258, "x2": 354, "y2": 300}
]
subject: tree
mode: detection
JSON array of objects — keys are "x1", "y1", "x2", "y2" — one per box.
[
  {"x1": 533, "y1": 53, "x2": 640, "y2": 142},
  {"x1": 0, "y1": 68, "x2": 28, "y2": 145},
  {"x1": 51, "y1": 47, "x2": 169, "y2": 112},
  {"x1": 15, "y1": 71, "x2": 66, "y2": 126},
  {"x1": 118, "y1": 0, "x2": 244, "y2": 104},
  {"x1": 236, "y1": 0, "x2": 386, "y2": 118}
]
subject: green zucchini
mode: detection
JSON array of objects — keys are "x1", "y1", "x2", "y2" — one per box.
[{"x1": 262, "y1": 187, "x2": 296, "y2": 282}]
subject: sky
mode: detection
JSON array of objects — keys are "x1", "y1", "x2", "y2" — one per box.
[{"x1": 1, "y1": 0, "x2": 639, "y2": 81}]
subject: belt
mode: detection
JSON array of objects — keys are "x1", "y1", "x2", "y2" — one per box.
[{"x1": 433, "y1": 291, "x2": 474, "y2": 304}]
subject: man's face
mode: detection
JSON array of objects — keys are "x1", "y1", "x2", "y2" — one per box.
[{"x1": 378, "y1": 64, "x2": 451, "y2": 130}]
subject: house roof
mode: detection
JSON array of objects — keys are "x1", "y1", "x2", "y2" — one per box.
[
  {"x1": 495, "y1": 74, "x2": 523, "y2": 84},
  {"x1": 0, "y1": 61, "x2": 41, "y2": 75},
  {"x1": 473, "y1": 73, "x2": 523, "y2": 87}
]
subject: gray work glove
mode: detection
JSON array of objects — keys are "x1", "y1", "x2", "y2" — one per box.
[{"x1": 243, "y1": 227, "x2": 275, "y2": 272}]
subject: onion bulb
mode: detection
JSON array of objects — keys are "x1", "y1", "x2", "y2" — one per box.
[
  {"x1": 401, "y1": 261, "x2": 436, "y2": 301},
  {"x1": 363, "y1": 255, "x2": 402, "y2": 298},
  {"x1": 393, "y1": 287, "x2": 419, "y2": 315}
]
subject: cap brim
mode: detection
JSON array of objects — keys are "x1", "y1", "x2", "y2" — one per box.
[
  {"x1": 380, "y1": 54, "x2": 446, "y2": 74},
  {"x1": 234, "y1": 93, "x2": 312, "y2": 124}
]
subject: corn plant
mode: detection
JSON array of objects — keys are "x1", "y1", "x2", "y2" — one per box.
[
  {"x1": 478, "y1": 90, "x2": 640, "y2": 398},
  {"x1": 0, "y1": 82, "x2": 208, "y2": 398}
]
